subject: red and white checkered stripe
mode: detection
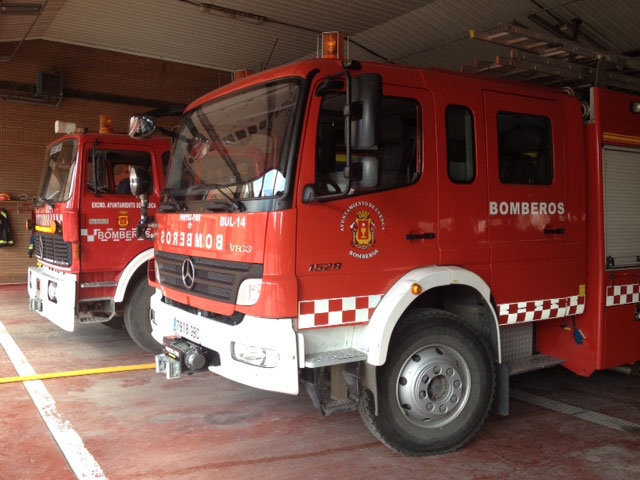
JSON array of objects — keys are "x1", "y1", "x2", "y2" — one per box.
[
  {"x1": 298, "y1": 295, "x2": 382, "y2": 329},
  {"x1": 498, "y1": 294, "x2": 585, "y2": 325},
  {"x1": 606, "y1": 283, "x2": 640, "y2": 306}
]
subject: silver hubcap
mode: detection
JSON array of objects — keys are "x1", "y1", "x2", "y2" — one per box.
[{"x1": 396, "y1": 344, "x2": 470, "y2": 428}]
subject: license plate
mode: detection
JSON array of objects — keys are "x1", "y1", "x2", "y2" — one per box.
[{"x1": 173, "y1": 318, "x2": 201, "y2": 343}]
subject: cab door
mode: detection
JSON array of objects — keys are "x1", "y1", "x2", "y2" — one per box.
[
  {"x1": 483, "y1": 91, "x2": 581, "y2": 323},
  {"x1": 80, "y1": 142, "x2": 163, "y2": 275},
  {"x1": 295, "y1": 80, "x2": 437, "y2": 330}
]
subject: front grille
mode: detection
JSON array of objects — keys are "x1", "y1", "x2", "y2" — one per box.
[
  {"x1": 155, "y1": 251, "x2": 263, "y2": 304},
  {"x1": 34, "y1": 232, "x2": 72, "y2": 267}
]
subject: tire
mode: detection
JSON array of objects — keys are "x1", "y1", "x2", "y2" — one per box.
[
  {"x1": 101, "y1": 315, "x2": 124, "y2": 329},
  {"x1": 124, "y1": 277, "x2": 161, "y2": 353},
  {"x1": 359, "y1": 308, "x2": 495, "y2": 456}
]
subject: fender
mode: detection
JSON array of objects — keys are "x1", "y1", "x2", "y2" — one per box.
[
  {"x1": 354, "y1": 266, "x2": 501, "y2": 366},
  {"x1": 113, "y1": 248, "x2": 154, "y2": 303}
]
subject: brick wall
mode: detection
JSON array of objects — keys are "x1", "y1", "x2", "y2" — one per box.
[{"x1": 0, "y1": 40, "x2": 233, "y2": 284}]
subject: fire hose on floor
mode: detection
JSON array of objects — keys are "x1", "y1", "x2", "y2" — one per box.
[{"x1": 0, "y1": 364, "x2": 156, "y2": 384}]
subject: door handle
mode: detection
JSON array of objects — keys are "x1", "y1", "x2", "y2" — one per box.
[
  {"x1": 406, "y1": 232, "x2": 436, "y2": 240},
  {"x1": 543, "y1": 228, "x2": 565, "y2": 235}
]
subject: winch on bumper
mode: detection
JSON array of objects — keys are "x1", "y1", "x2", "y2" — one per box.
[
  {"x1": 150, "y1": 290, "x2": 300, "y2": 395},
  {"x1": 27, "y1": 266, "x2": 77, "y2": 331}
]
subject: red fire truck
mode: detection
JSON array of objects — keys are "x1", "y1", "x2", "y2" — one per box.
[
  {"x1": 128, "y1": 32, "x2": 640, "y2": 455},
  {"x1": 27, "y1": 116, "x2": 170, "y2": 353}
]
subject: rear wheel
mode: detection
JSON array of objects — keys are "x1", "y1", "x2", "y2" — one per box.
[
  {"x1": 124, "y1": 277, "x2": 161, "y2": 353},
  {"x1": 359, "y1": 308, "x2": 495, "y2": 456}
]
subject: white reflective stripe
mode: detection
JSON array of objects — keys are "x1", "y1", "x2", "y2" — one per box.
[
  {"x1": 0, "y1": 321, "x2": 105, "y2": 479},
  {"x1": 606, "y1": 283, "x2": 640, "y2": 306},
  {"x1": 297, "y1": 295, "x2": 382, "y2": 330},
  {"x1": 498, "y1": 294, "x2": 585, "y2": 324}
]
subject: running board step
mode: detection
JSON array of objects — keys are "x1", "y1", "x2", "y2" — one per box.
[
  {"x1": 304, "y1": 348, "x2": 367, "y2": 368},
  {"x1": 507, "y1": 354, "x2": 565, "y2": 375}
]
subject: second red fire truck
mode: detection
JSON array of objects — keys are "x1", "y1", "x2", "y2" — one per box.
[
  {"x1": 28, "y1": 117, "x2": 170, "y2": 352},
  {"x1": 127, "y1": 32, "x2": 640, "y2": 455}
]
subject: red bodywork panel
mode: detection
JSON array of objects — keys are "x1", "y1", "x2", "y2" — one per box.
[{"x1": 34, "y1": 133, "x2": 170, "y2": 301}]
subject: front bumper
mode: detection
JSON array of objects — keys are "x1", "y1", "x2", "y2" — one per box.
[
  {"x1": 150, "y1": 290, "x2": 300, "y2": 394},
  {"x1": 27, "y1": 266, "x2": 77, "y2": 331}
]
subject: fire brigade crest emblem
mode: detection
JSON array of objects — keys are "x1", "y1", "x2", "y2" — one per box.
[
  {"x1": 350, "y1": 211, "x2": 375, "y2": 250},
  {"x1": 340, "y1": 201, "x2": 386, "y2": 260},
  {"x1": 117, "y1": 211, "x2": 129, "y2": 227}
]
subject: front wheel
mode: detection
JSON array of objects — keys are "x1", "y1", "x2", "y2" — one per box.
[
  {"x1": 359, "y1": 309, "x2": 495, "y2": 456},
  {"x1": 124, "y1": 277, "x2": 161, "y2": 353}
]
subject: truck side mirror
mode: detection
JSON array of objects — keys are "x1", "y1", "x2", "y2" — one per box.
[
  {"x1": 129, "y1": 166, "x2": 152, "y2": 197},
  {"x1": 345, "y1": 156, "x2": 379, "y2": 189},
  {"x1": 348, "y1": 74, "x2": 382, "y2": 149},
  {"x1": 129, "y1": 114, "x2": 157, "y2": 139}
]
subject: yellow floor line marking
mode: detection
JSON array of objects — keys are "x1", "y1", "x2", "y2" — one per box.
[{"x1": 0, "y1": 363, "x2": 156, "y2": 384}]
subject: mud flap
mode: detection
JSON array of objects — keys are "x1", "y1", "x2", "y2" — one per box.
[{"x1": 491, "y1": 362, "x2": 509, "y2": 416}]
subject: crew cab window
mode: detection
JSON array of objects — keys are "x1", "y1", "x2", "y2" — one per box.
[
  {"x1": 315, "y1": 93, "x2": 420, "y2": 196},
  {"x1": 87, "y1": 150, "x2": 152, "y2": 195},
  {"x1": 498, "y1": 112, "x2": 553, "y2": 185},
  {"x1": 447, "y1": 106, "x2": 475, "y2": 183}
]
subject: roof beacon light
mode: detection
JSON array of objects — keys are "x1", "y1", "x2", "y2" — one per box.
[
  {"x1": 318, "y1": 31, "x2": 348, "y2": 60},
  {"x1": 99, "y1": 115, "x2": 114, "y2": 134},
  {"x1": 234, "y1": 69, "x2": 254, "y2": 81},
  {"x1": 632, "y1": 102, "x2": 640, "y2": 114},
  {"x1": 54, "y1": 120, "x2": 76, "y2": 134}
]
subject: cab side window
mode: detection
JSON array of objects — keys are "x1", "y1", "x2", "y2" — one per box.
[
  {"x1": 316, "y1": 93, "x2": 420, "y2": 196},
  {"x1": 446, "y1": 106, "x2": 475, "y2": 183},
  {"x1": 87, "y1": 150, "x2": 152, "y2": 194},
  {"x1": 498, "y1": 112, "x2": 553, "y2": 185}
]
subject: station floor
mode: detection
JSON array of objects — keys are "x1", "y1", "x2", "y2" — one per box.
[{"x1": 0, "y1": 284, "x2": 639, "y2": 479}]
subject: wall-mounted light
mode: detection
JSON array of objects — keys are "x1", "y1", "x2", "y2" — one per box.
[{"x1": 0, "y1": 2, "x2": 43, "y2": 15}]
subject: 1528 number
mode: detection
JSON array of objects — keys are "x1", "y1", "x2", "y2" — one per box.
[{"x1": 308, "y1": 262, "x2": 342, "y2": 272}]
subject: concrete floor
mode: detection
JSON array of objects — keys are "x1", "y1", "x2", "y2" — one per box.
[{"x1": 1, "y1": 284, "x2": 639, "y2": 479}]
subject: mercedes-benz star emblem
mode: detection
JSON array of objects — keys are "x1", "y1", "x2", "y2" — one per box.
[{"x1": 181, "y1": 257, "x2": 196, "y2": 290}]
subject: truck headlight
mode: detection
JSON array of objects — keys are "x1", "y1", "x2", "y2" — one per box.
[
  {"x1": 231, "y1": 341, "x2": 279, "y2": 368},
  {"x1": 47, "y1": 281, "x2": 57, "y2": 303},
  {"x1": 236, "y1": 278, "x2": 262, "y2": 306}
]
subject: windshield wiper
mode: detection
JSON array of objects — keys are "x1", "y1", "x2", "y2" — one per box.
[
  {"x1": 159, "y1": 189, "x2": 187, "y2": 212},
  {"x1": 203, "y1": 186, "x2": 245, "y2": 213}
]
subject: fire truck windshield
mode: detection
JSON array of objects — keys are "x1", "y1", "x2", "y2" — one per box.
[
  {"x1": 38, "y1": 138, "x2": 79, "y2": 204},
  {"x1": 167, "y1": 78, "x2": 301, "y2": 209}
]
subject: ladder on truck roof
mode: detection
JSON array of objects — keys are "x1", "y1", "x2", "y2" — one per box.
[{"x1": 464, "y1": 23, "x2": 640, "y2": 95}]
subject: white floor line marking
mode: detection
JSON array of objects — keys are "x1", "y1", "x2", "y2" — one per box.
[
  {"x1": 0, "y1": 321, "x2": 106, "y2": 479},
  {"x1": 511, "y1": 388, "x2": 640, "y2": 436}
]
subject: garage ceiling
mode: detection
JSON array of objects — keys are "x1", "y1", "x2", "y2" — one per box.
[{"x1": 1, "y1": 0, "x2": 639, "y2": 73}]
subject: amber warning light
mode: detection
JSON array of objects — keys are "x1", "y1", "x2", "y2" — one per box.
[
  {"x1": 234, "y1": 69, "x2": 254, "y2": 81},
  {"x1": 317, "y1": 31, "x2": 348, "y2": 60},
  {"x1": 99, "y1": 115, "x2": 114, "y2": 133}
]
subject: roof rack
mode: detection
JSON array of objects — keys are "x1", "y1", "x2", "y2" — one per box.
[{"x1": 464, "y1": 23, "x2": 640, "y2": 95}]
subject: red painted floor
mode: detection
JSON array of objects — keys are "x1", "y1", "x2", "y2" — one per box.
[{"x1": 1, "y1": 284, "x2": 639, "y2": 479}]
